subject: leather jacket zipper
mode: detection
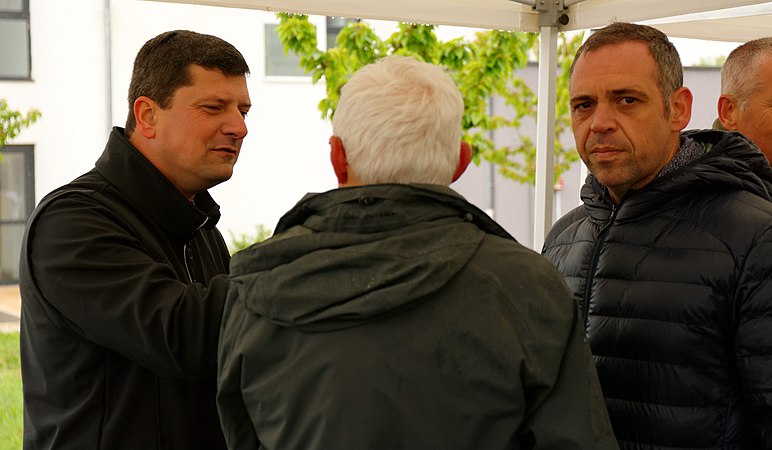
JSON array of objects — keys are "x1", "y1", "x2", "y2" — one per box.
[{"x1": 183, "y1": 217, "x2": 209, "y2": 283}]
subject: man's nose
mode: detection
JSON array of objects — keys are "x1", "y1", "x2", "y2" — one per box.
[
  {"x1": 589, "y1": 103, "x2": 616, "y2": 134},
  {"x1": 223, "y1": 108, "x2": 248, "y2": 139}
]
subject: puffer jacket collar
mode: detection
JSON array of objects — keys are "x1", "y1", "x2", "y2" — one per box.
[
  {"x1": 94, "y1": 127, "x2": 221, "y2": 241},
  {"x1": 581, "y1": 129, "x2": 772, "y2": 223}
]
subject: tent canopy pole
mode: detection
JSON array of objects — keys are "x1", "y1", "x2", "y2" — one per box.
[{"x1": 512, "y1": 0, "x2": 579, "y2": 250}]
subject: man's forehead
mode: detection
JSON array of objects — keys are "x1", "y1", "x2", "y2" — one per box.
[
  {"x1": 570, "y1": 68, "x2": 653, "y2": 95},
  {"x1": 576, "y1": 42, "x2": 652, "y2": 68},
  {"x1": 570, "y1": 45, "x2": 657, "y2": 90},
  {"x1": 168, "y1": 76, "x2": 250, "y2": 110}
]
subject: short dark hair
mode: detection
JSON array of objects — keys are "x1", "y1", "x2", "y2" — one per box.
[
  {"x1": 570, "y1": 22, "x2": 682, "y2": 114},
  {"x1": 124, "y1": 30, "x2": 250, "y2": 136}
]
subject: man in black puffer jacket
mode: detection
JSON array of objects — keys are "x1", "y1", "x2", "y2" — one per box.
[{"x1": 542, "y1": 22, "x2": 772, "y2": 449}]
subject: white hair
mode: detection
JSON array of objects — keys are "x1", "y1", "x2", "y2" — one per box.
[
  {"x1": 721, "y1": 37, "x2": 772, "y2": 110},
  {"x1": 332, "y1": 55, "x2": 464, "y2": 185}
]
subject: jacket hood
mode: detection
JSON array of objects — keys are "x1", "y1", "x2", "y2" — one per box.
[
  {"x1": 94, "y1": 127, "x2": 221, "y2": 240},
  {"x1": 581, "y1": 129, "x2": 772, "y2": 222},
  {"x1": 229, "y1": 184, "x2": 512, "y2": 332}
]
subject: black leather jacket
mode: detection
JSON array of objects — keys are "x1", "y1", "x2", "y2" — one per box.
[{"x1": 20, "y1": 127, "x2": 229, "y2": 449}]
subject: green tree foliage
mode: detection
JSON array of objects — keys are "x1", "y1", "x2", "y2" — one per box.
[
  {"x1": 0, "y1": 99, "x2": 41, "y2": 160},
  {"x1": 228, "y1": 224, "x2": 273, "y2": 255},
  {"x1": 276, "y1": 14, "x2": 581, "y2": 184},
  {"x1": 695, "y1": 54, "x2": 727, "y2": 67},
  {"x1": 0, "y1": 332, "x2": 22, "y2": 449}
]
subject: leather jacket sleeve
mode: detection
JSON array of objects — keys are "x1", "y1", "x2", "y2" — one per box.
[{"x1": 25, "y1": 192, "x2": 228, "y2": 378}]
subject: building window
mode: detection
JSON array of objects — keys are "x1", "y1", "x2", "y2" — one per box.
[
  {"x1": 0, "y1": 0, "x2": 31, "y2": 80},
  {"x1": 265, "y1": 17, "x2": 358, "y2": 77},
  {"x1": 0, "y1": 145, "x2": 34, "y2": 284},
  {"x1": 326, "y1": 17, "x2": 351, "y2": 49},
  {"x1": 264, "y1": 23, "x2": 307, "y2": 77}
]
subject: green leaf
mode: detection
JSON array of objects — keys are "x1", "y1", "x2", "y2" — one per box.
[
  {"x1": 273, "y1": 13, "x2": 580, "y2": 184},
  {"x1": 0, "y1": 99, "x2": 41, "y2": 159}
]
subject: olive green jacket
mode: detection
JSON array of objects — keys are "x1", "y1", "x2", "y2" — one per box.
[{"x1": 217, "y1": 184, "x2": 617, "y2": 450}]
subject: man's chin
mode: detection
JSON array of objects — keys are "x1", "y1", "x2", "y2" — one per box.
[
  {"x1": 591, "y1": 169, "x2": 630, "y2": 191},
  {"x1": 204, "y1": 170, "x2": 235, "y2": 189}
]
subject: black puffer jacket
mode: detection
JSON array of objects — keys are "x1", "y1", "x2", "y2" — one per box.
[
  {"x1": 19, "y1": 127, "x2": 229, "y2": 449},
  {"x1": 218, "y1": 184, "x2": 618, "y2": 450},
  {"x1": 542, "y1": 130, "x2": 772, "y2": 449}
]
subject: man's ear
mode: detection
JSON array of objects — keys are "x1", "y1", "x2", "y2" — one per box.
[
  {"x1": 717, "y1": 94, "x2": 739, "y2": 131},
  {"x1": 329, "y1": 136, "x2": 348, "y2": 185},
  {"x1": 669, "y1": 86, "x2": 693, "y2": 132},
  {"x1": 133, "y1": 96, "x2": 158, "y2": 139},
  {"x1": 452, "y1": 141, "x2": 472, "y2": 182}
]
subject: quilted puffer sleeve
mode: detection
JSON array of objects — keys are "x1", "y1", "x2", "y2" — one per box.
[{"x1": 735, "y1": 226, "x2": 772, "y2": 447}]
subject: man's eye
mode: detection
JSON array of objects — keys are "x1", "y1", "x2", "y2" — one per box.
[
  {"x1": 203, "y1": 105, "x2": 221, "y2": 112},
  {"x1": 621, "y1": 97, "x2": 637, "y2": 105},
  {"x1": 240, "y1": 111, "x2": 249, "y2": 119},
  {"x1": 572, "y1": 102, "x2": 591, "y2": 111}
]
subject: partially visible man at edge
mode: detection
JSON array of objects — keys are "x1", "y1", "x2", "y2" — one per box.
[
  {"x1": 19, "y1": 30, "x2": 251, "y2": 449},
  {"x1": 542, "y1": 22, "x2": 772, "y2": 449},
  {"x1": 217, "y1": 55, "x2": 617, "y2": 450},
  {"x1": 716, "y1": 36, "x2": 772, "y2": 162}
]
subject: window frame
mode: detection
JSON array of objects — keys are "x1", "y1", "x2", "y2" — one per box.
[
  {"x1": 0, "y1": 144, "x2": 35, "y2": 284},
  {"x1": 0, "y1": 0, "x2": 32, "y2": 81},
  {"x1": 263, "y1": 22, "x2": 310, "y2": 80},
  {"x1": 326, "y1": 16, "x2": 355, "y2": 50},
  {"x1": 263, "y1": 16, "x2": 357, "y2": 81}
]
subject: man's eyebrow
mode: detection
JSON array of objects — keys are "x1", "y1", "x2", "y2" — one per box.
[
  {"x1": 570, "y1": 88, "x2": 650, "y2": 103},
  {"x1": 198, "y1": 97, "x2": 252, "y2": 111},
  {"x1": 609, "y1": 88, "x2": 649, "y2": 99},
  {"x1": 199, "y1": 96, "x2": 250, "y2": 104},
  {"x1": 570, "y1": 94, "x2": 595, "y2": 103}
]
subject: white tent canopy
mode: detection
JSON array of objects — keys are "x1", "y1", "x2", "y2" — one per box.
[
  {"x1": 148, "y1": 0, "x2": 772, "y2": 249},
  {"x1": 146, "y1": 0, "x2": 770, "y2": 37},
  {"x1": 645, "y1": 3, "x2": 772, "y2": 42}
]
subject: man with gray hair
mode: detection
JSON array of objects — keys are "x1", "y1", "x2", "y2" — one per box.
[
  {"x1": 217, "y1": 55, "x2": 616, "y2": 449},
  {"x1": 717, "y1": 36, "x2": 772, "y2": 161}
]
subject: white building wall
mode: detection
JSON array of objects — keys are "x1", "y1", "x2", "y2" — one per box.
[
  {"x1": 3, "y1": 0, "x2": 339, "y2": 243},
  {"x1": 7, "y1": 0, "x2": 109, "y2": 197}
]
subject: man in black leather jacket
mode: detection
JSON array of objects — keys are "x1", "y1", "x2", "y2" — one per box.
[
  {"x1": 543, "y1": 22, "x2": 772, "y2": 449},
  {"x1": 19, "y1": 30, "x2": 251, "y2": 449}
]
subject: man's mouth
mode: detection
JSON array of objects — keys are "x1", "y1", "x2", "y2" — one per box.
[
  {"x1": 591, "y1": 147, "x2": 621, "y2": 153},
  {"x1": 590, "y1": 146, "x2": 624, "y2": 161},
  {"x1": 212, "y1": 147, "x2": 238, "y2": 156}
]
